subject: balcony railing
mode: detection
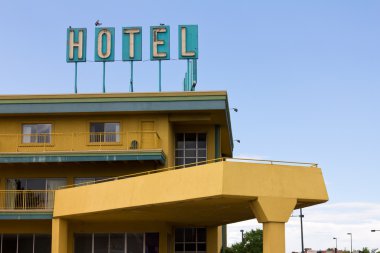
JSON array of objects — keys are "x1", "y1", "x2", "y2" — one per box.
[
  {"x1": 0, "y1": 190, "x2": 55, "y2": 211},
  {"x1": 0, "y1": 131, "x2": 161, "y2": 153}
]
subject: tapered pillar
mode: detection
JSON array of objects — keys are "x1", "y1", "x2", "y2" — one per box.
[
  {"x1": 250, "y1": 197, "x2": 297, "y2": 253},
  {"x1": 51, "y1": 218, "x2": 68, "y2": 253}
]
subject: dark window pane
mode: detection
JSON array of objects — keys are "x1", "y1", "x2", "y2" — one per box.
[
  {"x1": 174, "y1": 243, "x2": 184, "y2": 251},
  {"x1": 175, "y1": 150, "x2": 184, "y2": 157},
  {"x1": 185, "y1": 158, "x2": 196, "y2": 166},
  {"x1": 197, "y1": 149, "x2": 207, "y2": 158},
  {"x1": 2, "y1": 234, "x2": 17, "y2": 253},
  {"x1": 94, "y1": 234, "x2": 108, "y2": 253},
  {"x1": 90, "y1": 123, "x2": 105, "y2": 133},
  {"x1": 145, "y1": 233, "x2": 159, "y2": 253},
  {"x1": 35, "y1": 234, "x2": 51, "y2": 253},
  {"x1": 175, "y1": 228, "x2": 184, "y2": 242},
  {"x1": 110, "y1": 234, "x2": 124, "y2": 253},
  {"x1": 197, "y1": 228, "x2": 206, "y2": 242},
  {"x1": 127, "y1": 233, "x2": 143, "y2": 253},
  {"x1": 197, "y1": 243, "x2": 207, "y2": 251},
  {"x1": 185, "y1": 134, "x2": 196, "y2": 148},
  {"x1": 185, "y1": 243, "x2": 196, "y2": 251},
  {"x1": 198, "y1": 134, "x2": 207, "y2": 148},
  {"x1": 74, "y1": 234, "x2": 92, "y2": 253},
  {"x1": 185, "y1": 150, "x2": 196, "y2": 157},
  {"x1": 26, "y1": 179, "x2": 46, "y2": 190},
  {"x1": 185, "y1": 228, "x2": 196, "y2": 242},
  {"x1": 175, "y1": 158, "x2": 184, "y2": 166},
  {"x1": 175, "y1": 134, "x2": 184, "y2": 149},
  {"x1": 18, "y1": 234, "x2": 33, "y2": 253}
]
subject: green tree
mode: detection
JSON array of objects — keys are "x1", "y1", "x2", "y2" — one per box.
[
  {"x1": 359, "y1": 247, "x2": 370, "y2": 253},
  {"x1": 224, "y1": 229, "x2": 263, "y2": 253}
]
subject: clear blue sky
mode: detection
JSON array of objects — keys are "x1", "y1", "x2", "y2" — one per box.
[{"x1": 1, "y1": 0, "x2": 379, "y2": 250}]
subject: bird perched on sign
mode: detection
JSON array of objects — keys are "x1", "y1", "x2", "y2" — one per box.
[{"x1": 95, "y1": 20, "x2": 102, "y2": 26}]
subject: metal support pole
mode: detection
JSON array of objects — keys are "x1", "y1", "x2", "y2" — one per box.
[
  {"x1": 102, "y1": 62, "x2": 106, "y2": 93},
  {"x1": 130, "y1": 61, "x2": 134, "y2": 92},
  {"x1": 347, "y1": 233, "x2": 352, "y2": 253},
  {"x1": 186, "y1": 59, "x2": 190, "y2": 91},
  {"x1": 190, "y1": 60, "x2": 193, "y2": 91},
  {"x1": 300, "y1": 208, "x2": 304, "y2": 253},
  {"x1": 158, "y1": 60, "x2": 162, "y2": 92},
  {"x1": 74, "y1": 62, "x2": 78, "y2": 94}
]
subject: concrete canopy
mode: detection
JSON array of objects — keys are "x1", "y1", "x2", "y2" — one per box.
[{"x1": 53, "y1": 160, "x2": 328, "y2": 226}]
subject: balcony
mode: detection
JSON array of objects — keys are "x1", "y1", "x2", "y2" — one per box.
[
  {"x1": 0, "y1": 190, "x2": 55, "y2": 219},
  {"x1": 0, "y1": 132, "x2": 165, "y2": 164},
  {"x1": 0, "y1": 190, "x2": 55, "y2": 211}
]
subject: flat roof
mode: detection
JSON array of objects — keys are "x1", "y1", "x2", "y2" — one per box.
[{"x1": 0, "y1": 91, "x2": 228, "y2": 114}]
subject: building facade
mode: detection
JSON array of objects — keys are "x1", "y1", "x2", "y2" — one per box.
[{"x1": 0, "y1": 91, "x2": 328, "y2": 253}]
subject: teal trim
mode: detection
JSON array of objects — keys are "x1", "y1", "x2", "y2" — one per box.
[
  {"x1": 0, "y1": 212, "x2": 52, "y2": 220},
  {"x1": 0, "y1": 95, "x2": 227, "y2": 104},
  {"x1": 0, "y1": 152, "x2": 165, "y2": 164},
  {"x1": 224, "y1": 98, "x2": 234, "y2": 153},
  {"x1": 0, "y1": 100, "x2": 226, "y2": 114}
]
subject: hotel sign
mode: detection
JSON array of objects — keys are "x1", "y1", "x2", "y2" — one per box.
[{"x1": 66, "y1": 25, "x2": 198, "y2": 62}]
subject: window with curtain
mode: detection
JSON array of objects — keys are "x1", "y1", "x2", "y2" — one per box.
[
  {"x1": 90, "y1": 122, "x2": 120, "y2": 143},
  {"x1": 22, "y1": 124, "x2": 52, "y2": 144},
  {"x1": 6, "y1": 178, "x2": 66, "y2": 209}
]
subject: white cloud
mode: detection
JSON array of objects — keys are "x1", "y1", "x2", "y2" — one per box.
[{"x1": 227, "y1": 202, "x2": 380, "y2": 253}]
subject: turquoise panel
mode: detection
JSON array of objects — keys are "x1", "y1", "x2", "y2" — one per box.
[
  {"x1": 0, "y1": 152, "x2": 166, "y2": 164},
  {"x1": 178, "y1": 25, "x2": 198, "y2": 59},
  {"x1": 66, "y1": 28, "x2": 87, "y2": 62},
  {"x1": 150, "y1": 26, "x2": 170, "y2": 60},
  {"x1": 94, "y1": 27, "x2": 115, "y2": 62},
  {"x1": 0, "y1": 213, "x2": 53, "y2": 220},
  {"x1": 122, "y1": 27, "x2": 142, "y2": 61}
]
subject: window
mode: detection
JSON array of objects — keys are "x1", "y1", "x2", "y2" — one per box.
[
  {"x1": 74, "y1": 233, "x2": 158, "y2": 253},
  {"x1": 90, "y1": 122, "x2": 120, "y2": 143},
  {"x1": 22, "y1": 124, "x2": 52, "y2": 144},
  {"x1": 175, "y1": 228, "x2": 206, "y2": 253},
  {"x1": 0, "y1": 234, "x2": 51, "y2": 253},
  {"x1": 175, "y1": 133, "x2": 207, "y2": 167}
]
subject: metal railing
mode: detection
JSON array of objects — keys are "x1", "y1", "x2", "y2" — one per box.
[
  {"x1": 0, "y1": 190, "x2": 55, "y2": 211},
  {"x1": 0, "y1": 131, "x2": 161, "y2": 153},
  {"x1": 63, "y1": 157, "x2": 318, "y2": 189}
]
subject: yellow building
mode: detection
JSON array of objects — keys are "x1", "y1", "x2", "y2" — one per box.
[{"x1": 0, "y1": 91, "x2": 328, "y2": 253}]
